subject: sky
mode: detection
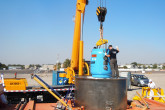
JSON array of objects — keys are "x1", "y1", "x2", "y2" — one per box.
[{"x1": 0, "y1": 0, "x2": 165, "y2": 65}]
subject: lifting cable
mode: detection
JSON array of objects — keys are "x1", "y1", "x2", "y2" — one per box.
[
  {"x1": 96, "y1": 1, "x2": 107, "y2": 37},
  {"x1": 96, "y1": 0, "x2": 107, "y2": 49}
]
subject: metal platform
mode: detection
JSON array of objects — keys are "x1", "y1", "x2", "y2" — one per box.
[{"x1": 75, "y1": 76, "x2": 127, "y2": 110}]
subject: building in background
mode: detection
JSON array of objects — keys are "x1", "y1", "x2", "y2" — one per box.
[
  {"x1": 125, "y1": 65, "x2": 132, "y2": 69},
  {"x1": 25, "y1": 65, "x2": 30, "y2": 69},
  {"x1": 8, "y1": 66, "x2": 23, "y2": 70},
  {"x1": 157, "y1": 65, "x2": 163, "y2": 69},
  {"x1": 40, "y1": 64, "x2": 54, "y2": 71}
]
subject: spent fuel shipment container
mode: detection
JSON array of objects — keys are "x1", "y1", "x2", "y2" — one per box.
[{"x1": 90, "y1": 48, "x2": 112, "y2": 78}]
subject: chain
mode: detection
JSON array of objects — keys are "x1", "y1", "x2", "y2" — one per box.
[{"x1": 100, "y1": 23, "x2": 103, "y2": 40}]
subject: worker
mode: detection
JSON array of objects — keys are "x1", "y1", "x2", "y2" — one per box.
[
  {"x1": 14, "y1": 72, "x2": 17, "y2": 78},
  {"x1": 106, "y1": 45, "x2": 119, "y2": 78},
  {"x1": 148, "y1": 79, "x2": 156, "y2": 99}
]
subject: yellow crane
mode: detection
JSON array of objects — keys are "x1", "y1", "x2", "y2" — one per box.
[
  {"x1": 63, "y1": 0, "x2": 89, "y2": 84},
  {"x1": 63, "y1": 0, "x2": 108, "y2": 84}
]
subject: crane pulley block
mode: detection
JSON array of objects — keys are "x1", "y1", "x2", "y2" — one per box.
[{"x1": 96, "y1": 7, "x2": 107, "y2": 22}]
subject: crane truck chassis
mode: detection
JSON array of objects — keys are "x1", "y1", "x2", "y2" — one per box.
[{"x1": 0, "y1": 73, "x2": 75, "y2": 104}]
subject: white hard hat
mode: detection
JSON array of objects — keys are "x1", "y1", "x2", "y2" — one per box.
[{"x1": 149, "y1": 79, "x2": 152, "y2": 82}]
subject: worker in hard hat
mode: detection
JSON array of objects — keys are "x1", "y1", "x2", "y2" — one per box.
[
  {"x1": 106, "y1": 45, "x2": 119, "y2": 78},
  {"x1": 148, "y1": 79, "x2": 156, "y2": 99}
]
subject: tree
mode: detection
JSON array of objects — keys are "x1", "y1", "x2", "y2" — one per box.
[
  {"x1": 131, "y1": 62, "x2": 137, "y2": 66},
  {"x1": 137, "y1": 64, "x2": 142, "y2": 69},
  {"x1": 0, "y1": 62, "x2": 8, "y2": 70},
  {"x1": 55, "y1": 62, "x2": 61, "y2": 70},
  {"x1": 131, "y1": 62, "x2": 138, "y2": 68},
  {"x1": 123, "y1": 66, "x2": 127, "y2": 69},
  {"x1": 162, "y1": 66, "x2": 165, "y2": 70},
  {"x1": 153, "y1": 64, "x2": 157, "y2": 69},
  {"x1": 29, "y1": 64, "x2": 35, "y2": 68},
  {"x1": 143, "y1": 65, "x2": 146, "y2": 69},
  {"x1": 35, "y1": 64, "x2": 41, "y2": 69},
  {"x1": 63, "y1": 59, "x2": 71, "y2": 68}
]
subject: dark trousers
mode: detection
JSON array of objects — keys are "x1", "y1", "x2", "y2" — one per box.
[{"x1": 110, "y1": 59, "x2": 119, "y2": 78}]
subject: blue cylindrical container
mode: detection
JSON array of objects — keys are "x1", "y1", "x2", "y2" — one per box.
[{"x1": 90, "y1": 48, "x2": 112, "y2": 78}]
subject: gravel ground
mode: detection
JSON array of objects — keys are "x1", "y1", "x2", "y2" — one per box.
[{"x1": 1, "y1": 70, "x2": 165, "y2": 100}]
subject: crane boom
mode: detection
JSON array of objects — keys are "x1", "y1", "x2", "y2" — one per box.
[
  {"x1": 64, "y1": 0, "x2": 88, "y2": 84},
  {"x1": 71, "y1": 0, "x2": 87, "y2": 70},
  {"x1": 64, "y1": 0, "x2": 107, "y2": 84}
]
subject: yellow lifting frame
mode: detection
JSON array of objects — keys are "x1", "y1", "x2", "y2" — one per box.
[{"x1": 96, "y1": 39, "x2": 108, "y2": 46}]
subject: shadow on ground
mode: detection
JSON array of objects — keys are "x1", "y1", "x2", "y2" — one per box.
[{"x1": 128, "y1": 86, "x2": 142, "y2": 91}]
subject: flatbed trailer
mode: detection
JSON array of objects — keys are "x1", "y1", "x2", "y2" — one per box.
[
  {"x1": 0, "y1": 73, "x2": 74, "y2": 103},
  {"x1": 2, "y1": 98, "x2": 165, "y2": 110},
  {"x1": 4, "y1": 85, "x2": 75, "y2": 104},
  {"x1": 4, "y1": 85, "x2": 74, "y2": 93}
]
